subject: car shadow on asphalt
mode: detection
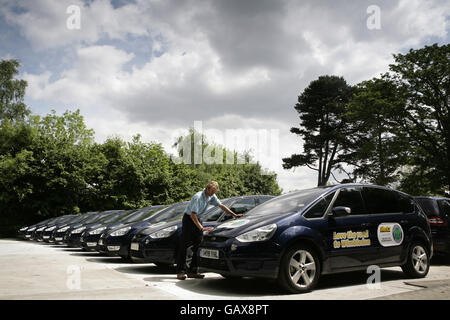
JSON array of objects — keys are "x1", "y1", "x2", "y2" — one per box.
[
  {"x1": 131, "y1": 268, "x2": 409, "y2": 297},
  {"x1": 173, "y1": 277, "x2": 285, "y2": 296},
  {"x1": 85, "y1": 257, "x2": 133, "y2": 264},
  {"x1": 71, "y1": 252, "x2": 104, "y2": 257},
  {"x1": 431, "y1": 255, "x2": 450, "y2": 266},
  {"x1": 115, "y1": 264, "x2": 177, "y2": 275},
  {"x1": 60, "y1": 248, "x2": 84, "y2": 252},
  {"x1": 316, "y1": 269, "x2": 407, "y2": 290}
]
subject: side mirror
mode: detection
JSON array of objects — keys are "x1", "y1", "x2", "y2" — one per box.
[{"x1": 331, "y1": 206, "x2": 351, "y2": 217}]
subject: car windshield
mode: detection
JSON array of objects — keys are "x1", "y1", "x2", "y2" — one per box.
[
  {"x1": 150, "y1": 203, "x2": 189, "y2": 224},
  {"x1": 415, "y1": 198, "x2": 440, "y2": 217},
  {"x1": 82, "y1": 213, "x2": 106, "y2": 224},
  {"x1": 121, "y1": 207, "x2": 163, "y2": 223},
  {"x1": 67, "y1": 215, "x2": 89, "y2": 224},
  {"x1": 245, "y1": 187, "x2": 333, "y2": 217},
  {"x1": 200, "y1": 199, "x2": 233, "y2": 221},
  {"x1": 101, "y1": 211, "x2": 131, "y2": 224}
]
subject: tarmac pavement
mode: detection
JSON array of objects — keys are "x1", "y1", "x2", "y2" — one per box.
[{"x1": 1, "y1": 239, "x2": 450, "y2": 300}]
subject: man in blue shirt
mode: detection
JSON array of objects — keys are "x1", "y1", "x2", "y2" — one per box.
[{"x1": 176, "y1": 181, "x2": 241, "y2": 280}]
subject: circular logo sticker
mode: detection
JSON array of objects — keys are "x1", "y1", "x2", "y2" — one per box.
[
  {"x1": 377, "y1": 223, "x2": 404, "y2": 247},
  {"x1": 392, "y1": 225, "x2": 403, "y2": 243}
]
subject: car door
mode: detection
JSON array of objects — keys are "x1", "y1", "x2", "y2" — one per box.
[
  {"x1": 327, "y1": 186, "x2": 378, "y2": 271},
  {"x1": 361, "y1": 187, "x2": 414, "y2": 264}
]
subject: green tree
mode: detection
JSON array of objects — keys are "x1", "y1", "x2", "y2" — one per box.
[
  {"x1": 340, "y1": 77, "x2": 407, "y2": 185},
  {"x1": 388, "y1": 43, "x2": 450, "y2": 195},
  {"x1": 283, "y1": 75, "x2": 353, "y2": 186},
  {"x1": 0, "y1": 110, "x2": 98, "y2": 236},
  {"x1": 0, "y1": 59, "x2": 31, "y2": 123},
  {"x1": 172, "y1": 128, "x2": 281, "y2": 198}
]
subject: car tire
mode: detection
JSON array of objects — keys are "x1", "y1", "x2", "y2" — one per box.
[
  {"x1": 278, "y1": 243, "x2": 320, "y2": 293},
  {"x1": 401, "y1": 241, "x2": 430, "y2": 278}
]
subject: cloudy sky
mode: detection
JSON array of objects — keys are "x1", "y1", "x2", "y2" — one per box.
[{"x1": 1, "y1": 0, "x2": 449, "y2": 192}]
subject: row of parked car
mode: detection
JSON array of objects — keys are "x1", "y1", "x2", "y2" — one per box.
[{"x1": 18, "y1": 184, "x2": 450, "y2": 293}]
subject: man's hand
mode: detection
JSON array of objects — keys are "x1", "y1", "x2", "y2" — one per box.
[
  {"x1": 202, "y1": 226, "x2": 214, "y2": 232},
  {"x1": 219, "y1": 204, "x2": 242, "y2": 218}
]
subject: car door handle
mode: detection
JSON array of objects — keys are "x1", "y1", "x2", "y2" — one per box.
[
  {"x1": 400, "y1": 220, "x2": 408, "y2": 225},
  {"x1": 361, "y1": 223, "x2": 372, "y2": 227}
]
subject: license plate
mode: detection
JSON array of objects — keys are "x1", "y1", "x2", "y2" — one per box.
[
  {"x1": 43, "y1": 236, "x2": 49, "y2": 239},
  {"x1": 87, "y1": 242, "x2": 97, "y2": 247},
  {"x1": 98, "y1": 239, "x2": 103, "y2": 245},
  {"x1": 55, "y1": 237, "x2": 62, "y2": 241},
  {"x1": 200, "y1": 248, "x2": 219, "y2": 260},
  {"x1": 131, "y1": 242, "x2": 139, "y2": 251},
  {"x1": 25, "y1": 235, "x2": 31, "y2": 238}
]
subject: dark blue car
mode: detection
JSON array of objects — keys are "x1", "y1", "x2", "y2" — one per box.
[
  {"x1": 80, "y1": 206, "x2": 164, "y2": 251},
  {"x1": 19, "y1": 217, "x2": 55, "y2": 240},
  {"x1": 415, "y1": 196, "x2": 450, "y2": 256},
  {"x1": 98, "y1": 202, "x2": 189, "y2": 261},
  {"x1": 52, "y1": 211, "x2": 102, "y2": 244},
  {"x1": 65, "y1": 210, "x2": 129, "y2": 247},
  {"x1": 130, "y1": 195, "x2": 274, "y2": 267},
  {"x1": 33, "y1": 215, "x2": 77, "y2": 242},
  {"x1": 198, "y1": 184, "x2": 432, "y2": 293}
]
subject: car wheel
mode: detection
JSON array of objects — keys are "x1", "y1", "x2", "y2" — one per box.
[
  {"x1": 278, "y1": 244, "x2": 320, "y2": 293},
  {"x1": 401, "y1": 242, "x2": 430, "y2": 278}
]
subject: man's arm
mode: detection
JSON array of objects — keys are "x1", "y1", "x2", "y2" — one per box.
[
  {"x1": 219, "y1": 204, "x2": 242, "y2": 218},
  {"x1": 190, "y1": 212, "x2": 212, "y2": 231}
]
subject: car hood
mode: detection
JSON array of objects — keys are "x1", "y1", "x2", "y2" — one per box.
[{"x1": 207, "y1": 211, "x2": 296, "y2": 238}]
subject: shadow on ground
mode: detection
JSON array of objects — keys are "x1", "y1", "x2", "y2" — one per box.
[
  {"x1": 115, "y1": 264, "x2": 176, "y2": 275},
  {"x1": 113, "y1": 264, "x2": 408, "y2": 297},
  {"x1": 86, "y1": 257, "x2": 133, "y2": 264}
]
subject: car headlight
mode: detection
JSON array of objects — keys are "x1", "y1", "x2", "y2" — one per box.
[
  {"x1": 110, "y1": 226, "x2": 131, "y2": 237},
  {"x1": 37, "y1": 227, "x2": 45, "y2": 231},
  {"x1": 72, "y1": 227, "x2": 86, "y2": 234},
  {"x1": 89, "y1": 226, "x2": 106, "y2": 235},
  {"x1": 19, "y1": 227, "x2": 27, "y2": 231},
  {"x1": 28, "y1": 227, "x2": 36, "y2": 231},
  {"x1": 236, "y1": 224, "x2": 277, "y2": 242},
  {"x1": 149, "y1": 225, "x2": 178, "y2": 239},
  {"x1": 46, "y1": 226, "x2": 56, "y2": 231},
  {"x1": 58, "y1": 226, "x2": 69, "y2": 232}
]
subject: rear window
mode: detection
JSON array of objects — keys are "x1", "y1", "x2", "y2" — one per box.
[
  {"x1": 245, "y1": 187, "x2": 332, "y2": 217},
  {"x1": 415, "y1": 198, "x2": 440, "y2": 217},
  {"x1": 362, "y1": 187, "x2": 414, "y2": 214}
]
